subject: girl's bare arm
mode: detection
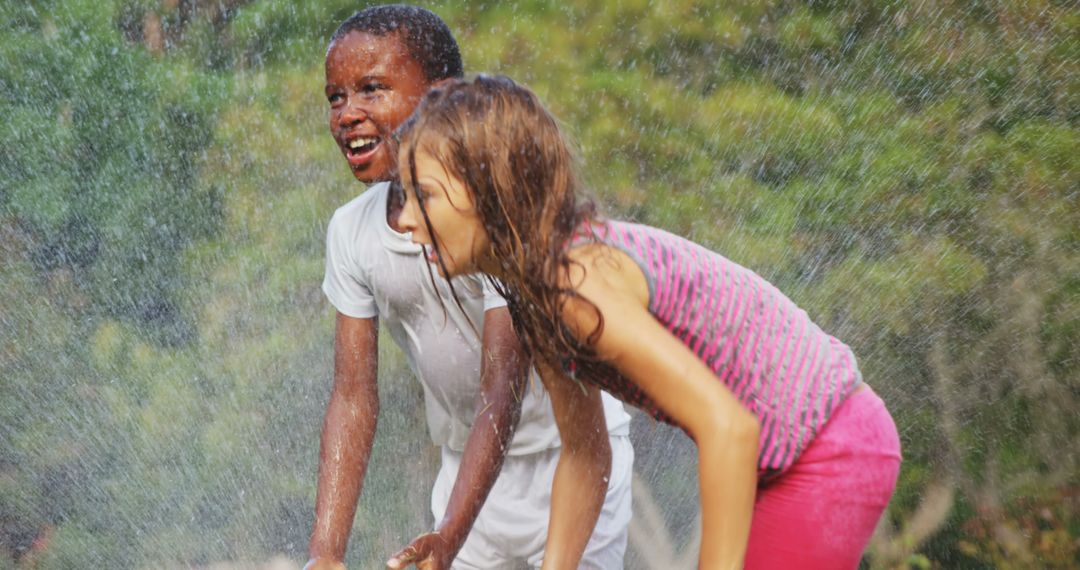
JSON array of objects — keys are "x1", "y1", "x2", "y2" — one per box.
[
  {"x1": 562, "y1": 244, "x2": 760, "y2": 570},
  {"x1": 535, "y1": 359, "x2": 611, "y2": 570}
]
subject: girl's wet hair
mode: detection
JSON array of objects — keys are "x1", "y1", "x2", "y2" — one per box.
[{"x1": 396, "y1": 75, "x2": 604, "y2": 369}]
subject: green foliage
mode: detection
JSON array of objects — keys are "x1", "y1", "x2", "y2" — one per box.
[
  {"x1": 2, "y1": 0, "x2": 1078, "y2": 567},
  {"x1": 958, "y1": 488, "x2": 1080, "y2": 569},
  {"x1": 0, "y1": 0, "x2": 226, "y2": 344},
  {"x1": 227, "y1": 0, "x2": 356, "y2": 67}
]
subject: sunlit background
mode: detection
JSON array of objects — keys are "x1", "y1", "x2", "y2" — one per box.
[{"x1": 2, "y1": 1, "x2": 1078, "y2": 568}]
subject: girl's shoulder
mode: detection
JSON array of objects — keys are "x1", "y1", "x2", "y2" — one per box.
[{"x1": 563, "y1": 240, "x2": 650, "y2": 310}]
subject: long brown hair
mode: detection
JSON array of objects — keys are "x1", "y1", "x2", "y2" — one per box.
[{"x1": 396, "y1": 75, "x2": 603, "y2": 368}]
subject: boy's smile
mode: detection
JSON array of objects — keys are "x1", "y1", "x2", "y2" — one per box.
[{"x1": 325, "y1": 31, "x2": 430, "y2": 184}]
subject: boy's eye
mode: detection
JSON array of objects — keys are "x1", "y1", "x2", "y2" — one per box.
[
  {"x1": 327, "y1": 93, "x2": 343, "y2": 105},
  {"x1": 362, "y1": 82, "x2": 387, "y2": 93}
]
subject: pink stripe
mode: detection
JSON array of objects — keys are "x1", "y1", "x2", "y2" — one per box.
[
  {"x1": 666, "y1": 244, "x2": 691, "y2": 340},
  {"x1": 820, "y1": 351, "x2": 842, "y2": 424},
  {"x1": 659, "y1": 240, "x2": 690, "y2": 335},
  {"x1": 594, "y1": 220, "x2": 866, "y2": 475},
  {"x1": 736, "y1": 287, "x2": 783, "y2": 404},
  {"x1": 650, "y1": 237, "x2": 669, "y2": 315},
  {"x1": 779, "y1": 309, "x2": 816, "y2": 470},
  {"x1": 718, "y1": 271, "x2": 755, "y2": 392},
  {"x1": 771, "y1": 308, "x2": 808, "y2": 469},
  {"x1": 745, "y1": 299, "x2": 788, "y2": 466},
  {"x1": 680, "y1": 247, "x2": 708, "y2": 344},
  {"x1": 668, "y1": 245, "x2": 694, "y2": 337},
  {"x1": 759, "y1": 295, "x2": 798, "y2": 425},
  {"x1": 730, "y1": 281, "x2": 767, "y2": 399},
  {"x1": 717, "y1": 272, "x2": 753, "y2": 392},
  {"x1": 789, "y1": 311, "x2": 817, "y2": 423},
  {"x1": 710, "y1": 272, "x2": 745, "y2": 386},
  {"x1": 636, "y1": 232, "x2": 663, "y2": 313},
  {"x1": 772, "y1": 307, "x2": 799, "y2": 411},
  {"x1": 620, "y1": 228, "x2": 652, "y2": 303},
  {"x1": 813, "y1": 338, "x2": 840, "y2": 434},
  {"x1": 656, "y1": 240, "x2": 679, "y2": 321},
  {"x1": 699, "y1": 266, "x2": 739, "y2": 369},
  {"x1": 801, "y1": 334, "x2": 828, "y2": 434},
  {"x1": 757, "y1": 307, "x2": 794, "y2": 471},
  {"x1": 824, "y1": 341, "x2": 856, "y2": 419},
  {"x1": 690, "y1": 251, "x2": 723, "y2": 356}
]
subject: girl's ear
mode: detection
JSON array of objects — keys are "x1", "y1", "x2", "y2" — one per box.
[{"x1": 430, "y1": 77, "x2": 455, "y2": 90}]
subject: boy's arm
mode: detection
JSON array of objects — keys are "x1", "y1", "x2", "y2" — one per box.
[
  {"x1": 307, "y1": 312, "x2": 380, "y2": 568},
  {"x1": 387, "y1": 307, "x2": 528, "y2": 569}
]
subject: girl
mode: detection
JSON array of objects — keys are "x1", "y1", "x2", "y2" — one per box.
[{"x1": 395, "y1": 75, "x2": 901, "y2": 570}]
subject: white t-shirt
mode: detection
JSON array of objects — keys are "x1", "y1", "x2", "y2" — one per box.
[{"x1": 323, "y1": 182, "x2": 630, "y2": 455}]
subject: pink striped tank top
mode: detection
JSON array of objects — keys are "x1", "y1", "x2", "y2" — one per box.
[{"x1": 571, "y1": 220, "x2": 863, "y2": 478}]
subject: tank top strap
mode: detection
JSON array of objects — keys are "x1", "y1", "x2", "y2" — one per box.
[{"x1": 565, "y1": 218, "x2": 609, "y2": 250}]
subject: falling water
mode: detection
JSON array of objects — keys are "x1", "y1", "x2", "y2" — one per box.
[{"x1": 2, "y1": 1, "x2": 1078, "y2": 568}]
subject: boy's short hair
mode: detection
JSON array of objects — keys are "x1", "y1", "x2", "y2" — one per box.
[{"x1": 331, "y1": 4, "x2": 464, "y2": 82}]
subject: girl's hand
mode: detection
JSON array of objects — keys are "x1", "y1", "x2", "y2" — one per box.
[
  {"x1": 386, "y1": 531, "x2": 454, "y2": 570},
  {"x1": 303, "y1": 557, "x2": 347, "y2": 570}
]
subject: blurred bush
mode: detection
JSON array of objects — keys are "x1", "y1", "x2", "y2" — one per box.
[{"x1": 1, "y1": 0, "x2": 1077, "y2": 568}]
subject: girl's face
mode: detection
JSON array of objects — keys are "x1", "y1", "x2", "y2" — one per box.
[{"x1": 397, "y1": 141, "x2": 491, "y2": 278}]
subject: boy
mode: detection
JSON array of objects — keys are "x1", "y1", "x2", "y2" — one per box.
[{"x1": 305, "y1": 6, "x2": 633, "y2": 570}]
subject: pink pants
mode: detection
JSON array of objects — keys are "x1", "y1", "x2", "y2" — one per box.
[{"x1": 744, "y1": 386, "x2": 901, "y2": 569}]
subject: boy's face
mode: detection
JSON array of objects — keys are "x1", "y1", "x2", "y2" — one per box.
[{"x1": 325, "y1": 31, "x2": 430, "y2": 183}]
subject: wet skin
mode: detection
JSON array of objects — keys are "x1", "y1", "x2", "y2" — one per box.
[
  {"x1": 314, "y1": 30, "x2": 533, "y2": 570},
  {"x1": 325, "y1": 31, "x2": 430, "y2": 228},
  {"x1": 397, "y1": 141, "x2": 492, "y2": 278}
]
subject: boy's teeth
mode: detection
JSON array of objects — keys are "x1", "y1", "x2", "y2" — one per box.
[{"x1": 349, "y1": 137, "x2": 376, "y2": 149}]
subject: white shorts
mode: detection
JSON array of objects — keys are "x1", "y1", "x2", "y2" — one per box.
[{"x1": 431, "y1": 435, "x2": 634, "y2": 570}]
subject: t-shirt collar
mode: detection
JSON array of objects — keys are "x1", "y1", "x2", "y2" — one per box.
[{"x1": 374, "y1": 180, "x2": 423, "y2": 254}]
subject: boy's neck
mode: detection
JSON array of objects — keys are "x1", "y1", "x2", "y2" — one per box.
[{"x1": 385, "y1": 178, "x2": 405, "y2": 232}]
